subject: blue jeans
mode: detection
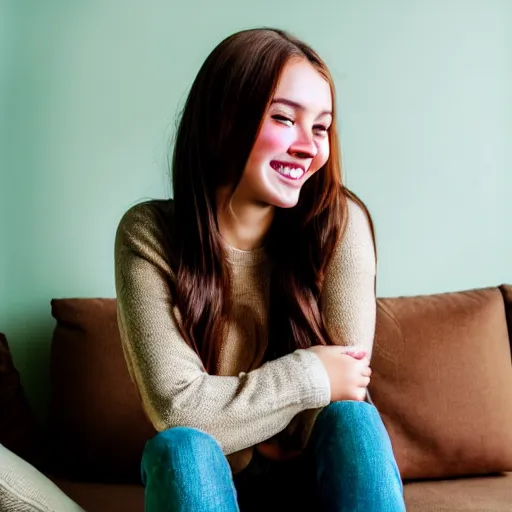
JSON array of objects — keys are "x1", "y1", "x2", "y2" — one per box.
[{"x1": 141, "y1": 401, "x2": 405, "y2": 511}]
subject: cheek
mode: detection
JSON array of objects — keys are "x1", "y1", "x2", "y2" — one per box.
[
  {"x1": 250, "y1": 123, "x2": 291, "y2": 158},
  {"x1": 311, "y1": 140, "x2": 330, "y2": 173}
]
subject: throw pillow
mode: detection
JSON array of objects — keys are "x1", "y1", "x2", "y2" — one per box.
[
  {"x1": 369, "y1": 286, "x2": 512, "y2": 480},
  {"x1": 0, "y1": 443, "x2": 84, "y2": 512}
]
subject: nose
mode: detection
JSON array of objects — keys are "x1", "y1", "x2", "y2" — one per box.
[{"x1": 288, "y1": 131, "x2": 317, "y2": 160}]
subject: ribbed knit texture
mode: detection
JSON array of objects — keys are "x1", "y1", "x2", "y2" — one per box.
[
  {"x1": 0, "y1": 444, "x2": 84, "y2": 512},
  {"x1": 115, "y1": 198, "x2": 376, "y2": 473}
]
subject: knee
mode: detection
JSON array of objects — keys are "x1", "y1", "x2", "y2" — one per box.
[
  {"x1": 320, "y1": 400, "x2": 378, "y2": 425},
  {"x1": 315, "y1": 401, "x2": 383, "y2": 440},
  {"x1": 143, "y1": 427, "x2": 222, "y2": 467}
]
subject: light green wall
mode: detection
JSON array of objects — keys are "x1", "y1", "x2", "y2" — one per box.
[{"x1": 2, "y1": 1, "x2": 511, "y2": 416}]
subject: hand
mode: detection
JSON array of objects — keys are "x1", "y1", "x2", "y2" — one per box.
[
  {"x1": 340, "y1": 345, "x2": 369, "y2": 360},
  {"x1": 307, "y1": 345, "x2": 372, "y2": 402}
]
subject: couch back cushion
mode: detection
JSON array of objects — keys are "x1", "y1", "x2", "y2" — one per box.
[
  {"x1": 369, "y1": 285, "x2": 512, "y2": 480},
  {"x1": 47, "y1": 299, "x2": 155, "y2": 483},
  {"x1": 47, "y1": 286, "x2": 512, "y2": 483}
]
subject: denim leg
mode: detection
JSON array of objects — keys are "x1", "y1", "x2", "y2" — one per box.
[
  {"x1": 308, "y1": 401, "x2": 405, "y2": 512},
  {"x1": 141, "y1": 427, "x2": 239, "y2": 512}
]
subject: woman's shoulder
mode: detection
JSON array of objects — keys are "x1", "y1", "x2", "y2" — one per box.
[
  {"x1": 115, "y1": 198, "x2": 175, "y2": 256},
  {"x1": 118, "y1": 198, "x2": 173, "y2": 229},
  {"x1": 345, "y1": 195, "x2": 372, "y2": 235},
  {"x1": 328, "y1": 193, "x2": 376, "y2": 268}
]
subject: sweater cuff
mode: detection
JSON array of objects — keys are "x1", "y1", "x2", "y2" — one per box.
[{"x1": 294, "y1": 349, "x2": 331, "y2": 409}]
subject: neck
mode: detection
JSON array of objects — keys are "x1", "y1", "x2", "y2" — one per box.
[{"x1": 216, "y1": 187, "x2": 274, "y2": 251}]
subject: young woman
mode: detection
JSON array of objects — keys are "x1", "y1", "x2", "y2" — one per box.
[{"x1": 115, "y1": 28, "x2": 405, "y2": 511}]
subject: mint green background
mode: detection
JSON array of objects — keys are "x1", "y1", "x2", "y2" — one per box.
[{"x1": 2, "y1": 1, "x2": 511, "y2": 416}]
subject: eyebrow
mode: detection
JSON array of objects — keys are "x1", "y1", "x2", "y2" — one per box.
[{"x1": 271, "y1": 97, "x2": 332, "y2": 118}]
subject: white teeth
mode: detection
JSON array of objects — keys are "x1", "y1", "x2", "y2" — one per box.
[{"x1": 276, "y1": 165, "x2": 303, "y2": 179}]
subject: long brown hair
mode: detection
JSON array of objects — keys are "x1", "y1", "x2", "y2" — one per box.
[{"x1": 170, "y1": 28, "x2": 376, "y2": 372}]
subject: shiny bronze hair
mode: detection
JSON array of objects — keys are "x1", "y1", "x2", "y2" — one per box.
[{"x1": 169, "y1": 28, "x2": 375, "y2": 372}]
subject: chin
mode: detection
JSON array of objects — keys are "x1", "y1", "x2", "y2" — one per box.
[
  {"x1": 266, "y1": 191, "x2": 301, "y2": 209},
  {"x1": 272, "y1": 198, "x2": 300, "y2": 209}
]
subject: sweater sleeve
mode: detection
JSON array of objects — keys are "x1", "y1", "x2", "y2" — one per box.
[
  {"x1": 114, "y1": 202, "x2": 330, "y2": 455},
  {"x1": 320, "y1": 198, "x2": 377, "y2": 358},
  {"x1": 272, "y1": 197, "x2": 378, "y2": 454}
]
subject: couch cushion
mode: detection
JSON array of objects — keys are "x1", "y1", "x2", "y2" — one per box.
[
  {"x1": 51, "y1": 479, "x2": 144, "y2": 512},
  {"x1": 370, "y1": 286, "x2": 512, "y2": 480},
  {"x1": 47, "y1": 287, "x2": 512, "y2": 485},
  {"x1": 52, "y1": 475, "x2": 512, "y2": 512},
  {"x1": 0, "y1": 444, "x2": 84, "y2": 512},
  {"x1": 0, "y1": 333, "x2": 45, "y2": 467},
  {"x1": 404, "y1": 472, "x2": 512, "y2": 511},
  {"x1": 47, "y1": 299, "x2": 155, "y2": 483},
  {"x1": 51, "y1": 474, "x2": 512, "y2": 512}
]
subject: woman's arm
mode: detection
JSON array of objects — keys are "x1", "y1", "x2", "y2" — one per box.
[
  {"x1": 114, "y1": 203, "x2": 330, "y2": 455},
  {"x1": 256, "y1": 198, "x2": 377, "y2": 460},
  {"x1": 320, "y1": 197, "x2": 377, "y2": 358}
]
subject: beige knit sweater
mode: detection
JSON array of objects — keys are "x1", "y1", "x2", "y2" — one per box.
[{"x1": 114, "y1": 198, "x2": 376, "y2": 473}]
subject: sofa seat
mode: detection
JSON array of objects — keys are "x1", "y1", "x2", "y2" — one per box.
[
  {"x1": 50, "y1": 478, "x2": 144, "y2": 512},
  {"x1": 50, "y1": 473, "x2": 512, "y2": 512},
  {"x1": 404, "y1": 472, "x2": 512, "y2": 511}
]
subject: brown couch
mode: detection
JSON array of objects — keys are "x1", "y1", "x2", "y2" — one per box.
[{"x1": 2, "y1": 284, "x2": 512, "y2": 511}]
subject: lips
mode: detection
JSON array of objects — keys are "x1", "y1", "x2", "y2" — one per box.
[{"x1": 270, "y1": 160, "x2": 306, "y2": 181}]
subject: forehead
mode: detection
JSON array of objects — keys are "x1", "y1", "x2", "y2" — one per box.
[{"x1": 273, "y1": 58, "x2": 332, "y2": 113}]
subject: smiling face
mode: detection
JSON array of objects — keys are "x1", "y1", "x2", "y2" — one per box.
[{"x1": 236, "y1": 57, "x2": 333, "y2": 209}]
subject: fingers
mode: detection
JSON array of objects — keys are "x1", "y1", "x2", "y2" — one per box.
[
  {"x1": 343, "y1": 345, "x2": 364, "y2": 352},
  {"x1": 354, "y1": 388, "x2": 368, "y2": 401},
  {"x1": 360, "y1": 365, "x2": 372, "y2": 388},
  {"x1": 362, "y1": 366, "x2": 372, "y2": 377},
  {"x1": 356, "y1": 376, "x2": 371, "y2": 390},
  {"x1": 342, "y1": 349, "x2": 367, "y2": 360},
  {"x1": 341, "y1": 347, "x2": 371, "y2": 362}
]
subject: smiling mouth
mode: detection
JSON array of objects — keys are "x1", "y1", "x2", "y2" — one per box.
[{"x1": 270, "y1": 161, "x2": 306, "y2": 180}]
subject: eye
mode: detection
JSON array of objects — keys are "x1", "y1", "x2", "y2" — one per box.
[
  {"x1": 272, "y1": 114, "x2": 294, "y2": 126},
  {"x1": 313, "y1": 124, "x2": 329, "y2": 136}
]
